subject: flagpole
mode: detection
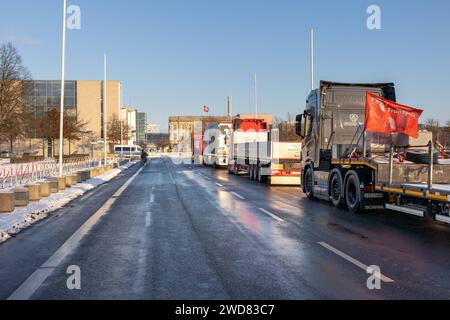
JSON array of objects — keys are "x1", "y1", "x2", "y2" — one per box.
[
  {"x1": 103, "y1": 55, "x2": 108, "y2": 165},
  {"x1": 310, "y1": 29, "x2": 314, "y2": 91},
  {"x1": 254, "y1": 73, "x2": 258, "y2": 120},
  {"x1": 120, "y1": 83, "x2": 123, "y2": 156},
  {"x1": 58, "y1": 0, "x2": 67, "y2": 177}
]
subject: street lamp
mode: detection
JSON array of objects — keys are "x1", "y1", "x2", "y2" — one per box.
[
  {"x1": 58, "y1": 0, "x2": 67, "y2": 177},
  {"x1": 103, "y1": 54, "x2": 107, "y2": 165}
]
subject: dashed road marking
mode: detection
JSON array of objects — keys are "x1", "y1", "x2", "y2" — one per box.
[
  {"x1": 216, "y1": 183, "x2": 224, "y2": 187},
  {"x1": 231, "y1": 192, "x2": 245, "y2": 200},
  {"x1": 258, "y1": 208, "x2": 285, "y2": 222},
  {"x1": 198, "y1": 173, "x2": 210, "y2": 180},
  {"x1": 145, "y1": 212, "x2": 152, "y2": 228},
  {"x1": 318, "y1": 242, "x2": 394, "y2": 283}
]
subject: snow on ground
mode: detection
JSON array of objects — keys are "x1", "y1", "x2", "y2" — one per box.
[{"x1": 0, "y1": 161, "x2": 137, "y2": 244}]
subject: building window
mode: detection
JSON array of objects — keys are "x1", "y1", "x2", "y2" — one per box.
[{"x1": 24, "y1": 80, "x2": 78, "y2": 138}]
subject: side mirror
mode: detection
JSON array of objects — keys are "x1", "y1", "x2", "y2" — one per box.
[{"x1": 295, "y1": 114, "x2": 304, "y2": 138}]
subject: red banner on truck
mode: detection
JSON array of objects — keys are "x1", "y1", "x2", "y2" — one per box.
[{"x1": 365, "y1": 92, "x2": 423, "y2": 138}]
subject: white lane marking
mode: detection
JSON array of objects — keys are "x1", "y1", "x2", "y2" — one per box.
[
  {"x1": 231, "y1": 192, "x2": 245, "y2": 200},
  {"x1": 8, "y1": 166, "x2": 144, "y2": 300},
  {"x1": 166, "y1": 166, "x2": 176, "y2": 185},
  {"x1": 145, "y1": 212, "x2": 152, "y2": 228},
  {"x1": 318, "y1": 242, "x2": 394, "y2": 283},
  {"x1": 132, "y1": 248, "x2": 148, "y2": 295},
  {"x1": 197, "y1": 172, "x2": 210, "y2": 180},
  {"x1": 216, "y1": 182, "x2": 224, "y2": 187},
  {"x1": 150, "y1": 194, "x2": 155, "y2": 203},
  {"x1": 258, "y1": 208, "x2": 285, "y2": 222}
]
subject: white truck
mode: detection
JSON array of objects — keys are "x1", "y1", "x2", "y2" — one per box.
[
  {"x1": 203, "y1": 122, "x2": 232, "y2": 167},
  {"x1": 228, "y1": 118, "x2": 302, "y2": 185}
]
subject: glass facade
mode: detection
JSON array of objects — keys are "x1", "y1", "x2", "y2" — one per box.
[
  {"x1": 136, "y1": 112, "x2": 147, "y2": 145},
  {"x1": 26, "y1": 81, "x2": 77, "y2": 119}
]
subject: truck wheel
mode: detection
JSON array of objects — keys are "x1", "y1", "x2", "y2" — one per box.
[
  {"x1": 330, "y1": 173, "x2": 345, "y2": 208},
  {"x1": 345, "y1": 173, "x2": 361, "y2": 213},
  {"x1": 258, "y1": 166, "x2": 268, "y2": 184},
  {"x1": 303, "y1": 167, "x2": 315, "y2": 199}
]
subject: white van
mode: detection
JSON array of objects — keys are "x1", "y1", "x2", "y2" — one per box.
[{"x1": 114, "y1": 145, "x2": 143, "y2": 156}]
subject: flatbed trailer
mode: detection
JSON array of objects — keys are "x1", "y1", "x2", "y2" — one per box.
[
  {"x1": 296, "y1": 81, "x2": 450, "y2": 223},
  {"x1": 228, "y1": 118, "x2": 302, "y2": 186},
  {"x1": 235, "y1": 140, "x2": 302, "y2": 185},
  {"x1": 328, "y1": 153, "x2": 450, "y2": 221}
]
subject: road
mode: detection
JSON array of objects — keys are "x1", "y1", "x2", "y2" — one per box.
[{"x1": 1, "y1": 157, "x2": 450, "y2": 300}]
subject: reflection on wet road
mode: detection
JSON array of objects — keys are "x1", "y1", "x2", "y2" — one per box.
[{"x1": 1, "y1": 158, "x2": 450, "y2": 299}]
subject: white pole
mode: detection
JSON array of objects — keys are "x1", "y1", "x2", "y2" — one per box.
[
  {"x1": 254, "y1": 73, "x2": 258, "y2": 120},
  {"x1": 228, "y1": 96, "x2": 232, "y2": 120},
  {"x1": 103, "y1": 54, "x2": 107, "y2": 165},
  {"x1": 310, "y1": 29, "x2": 315, "y2": 91},
  {"x1": 58, "y1": 0, "x2": 67, "y2": 177},
  {"x1": 120, "y1": 83, "x2": 123, "y2": 156}
]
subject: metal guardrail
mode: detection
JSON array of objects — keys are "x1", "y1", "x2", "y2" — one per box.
[
  {"x1": 388, "y1": 141, "x2": 435, "y2": 191},
  {"x1": 0, "y1": 158, "x2": 101, "y2": 190}
]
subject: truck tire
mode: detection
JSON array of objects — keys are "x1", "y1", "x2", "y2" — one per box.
[
  {"x1": 249, "y1": 164, "x2": 255, "y2": 180},
  {"x1": 329, "y1": 172, "x2": 345, "y2": 208},
  {"x1": 405, "y1": 149, "x2": 439, "y2": 164},
  {"x1": 303, "y1": 166, "x2": 315, "y2": 199},
  {"x1": 345, "y1": 172, "x2": 361, "y2": 213},
  {"x1": 258, "y1": 166, "x2": 268, "y2": 184}
]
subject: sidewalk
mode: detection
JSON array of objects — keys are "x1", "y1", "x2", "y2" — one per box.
[{"x1": 0, "y1": 161, "x2": 137, "y2": 244}]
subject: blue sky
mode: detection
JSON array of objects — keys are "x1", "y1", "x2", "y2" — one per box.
[{"x1": 1, "y1": 0, "x2": 450, "y2": 132}]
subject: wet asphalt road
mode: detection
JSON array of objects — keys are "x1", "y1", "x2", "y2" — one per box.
[{"x1": 1, "y1": 157, "x2": 450, "y2": 300}]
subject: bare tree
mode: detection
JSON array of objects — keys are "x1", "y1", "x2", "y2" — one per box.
[
  {"x1": 274, "y1": 113, "x2": 300, "y2": 142},
  {"x1": 36, "y1": 109, "x2": 60, "y2": 157},
  {"x1": 0, "y1": 42, "x2": 32, "y2": 153},
  {"x1": 424, "y1": 118, "x2": 440, "y2": 142},
  {"x1": 107, "y1": 114, "x2": 131, "y2": 145},
  {"x1": 35, "y1": 109, "x2": 88, "y2": 157},
  {"x1": 64, "y1": 115, "x2": 89, "y2": 155}
]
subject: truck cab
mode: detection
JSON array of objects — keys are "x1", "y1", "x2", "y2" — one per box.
[
  {"x1": 296, "y1": 81, "x2": 396, "y2": 204},
  {"x1": 297, "y1": 81, "x2": 396, "y2": 171}
]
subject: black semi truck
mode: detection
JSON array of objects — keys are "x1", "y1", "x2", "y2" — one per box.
[{"x1": 296, "y1": 81, "x2": 450, "y2": 223}]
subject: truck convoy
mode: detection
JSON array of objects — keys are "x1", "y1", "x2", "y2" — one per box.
[
  {"x1": 296, "y1": 81, "x2": 450, "y2": 223},
  {"x1": 227, "y1": 118, "x2": 302, "y2": 185},
  {"x1": 203, "y1": 122, "x2": 232, "y2": 167}
]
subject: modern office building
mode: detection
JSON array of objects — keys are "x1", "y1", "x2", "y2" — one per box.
[
  {"x1": 21, "y1": 80, "x2": 121, "y2": 157},
  {"x1": 120, "y1": 108, "x2": 149, "y2": 147},
  {"x1": 26, "y1": 80, "x2": 120, "y2": 139},
  {"x1": 136, "y1": 112, "x2": 147, "y2": 146},
  {"x1": 146, "y1": 124, "x2": 160, "y2": 134},
  {"x1": 121, "y1": 107, "x2": 137, "y2": 146}
]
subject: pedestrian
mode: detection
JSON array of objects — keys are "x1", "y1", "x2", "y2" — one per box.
[{"x1": 141, "y1": 149, "x2": 148, "y2": 166}]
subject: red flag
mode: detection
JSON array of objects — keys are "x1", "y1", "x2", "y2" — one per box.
[
  {"x1": 365, "y1": 92, "x2": 423, "y2": 138},
  {"x1": 203, "y1": 105, "x2": 209, "y2": 113}
]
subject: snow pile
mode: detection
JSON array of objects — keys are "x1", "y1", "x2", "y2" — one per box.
[{"x1": 0, "y1": 162, "x2": 137, "y2": 244}]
